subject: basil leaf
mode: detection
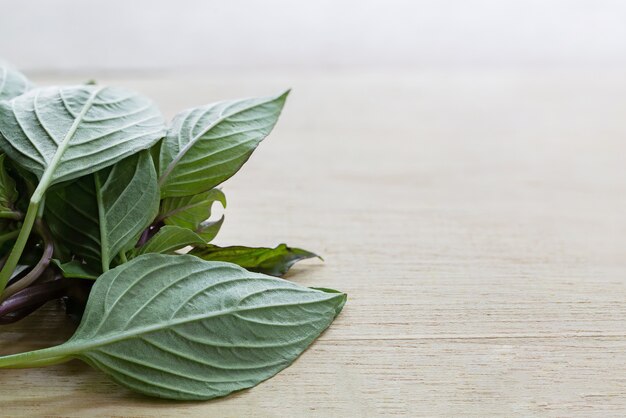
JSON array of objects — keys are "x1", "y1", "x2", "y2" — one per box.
[
  {"x1": 130, "y1": 225, "x2": 205, "y2": 257},
  {"x1": 190, "y1": 244, "x2": 321, "y2": 277},
  {"x1": 52, "y1": 259, "x2": 98, "y2": 280},
  {"x1": 0, "y1": 84, "x2": 165, "y2": 292},
  {"x1": 46, "y1": 150, "x2": 159, "y2": 272},
  {"x1": 158, "y1": 91, "x2": 288, "y2": 197},
  {"x1": 0, "y1": 154, "x2": 19, "y2": 220},
  {"x1": 195, "y1": 216, "x2": 224, "y2": 242},
  {"x1": 0, "y1": 62, "x2": 31, "y2": 100},
  {"x1": 45, "y1": 177, "x2": 99, "y2": 268},
  {"x1": 158, "y1": 188, "x2": 225, "y2": 241},
  {"x1": 0, "y1": 85, "x2": 165, "y2": 188},
  {"x1": 0, "y1": 254, "x2": 346, "y2": 400}
]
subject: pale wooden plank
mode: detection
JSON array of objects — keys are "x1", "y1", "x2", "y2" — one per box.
[{"x1": 0, "y1": 71, "x2": 625, "y2": 417}]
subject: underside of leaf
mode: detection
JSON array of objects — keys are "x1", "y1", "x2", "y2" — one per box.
[
  {"x1": 46, "y1": 150, "x2": 159, "y2": 272},
  {"x1": 0, "y1": 85, "x2": 166, "y2": 186},
  {"x1": 158, "y1": 91, "x2": 289, "y2": 197},
  {"x1": 0, "y1": 62, "x2": 31, "y2": 100},
  {"x1": 55, "y1": 254, "x2": 346, "y2": 400}
]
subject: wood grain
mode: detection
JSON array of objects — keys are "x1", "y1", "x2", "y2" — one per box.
[{"x1": 1, "y1": 71, "x2": 625, "y2": 417}]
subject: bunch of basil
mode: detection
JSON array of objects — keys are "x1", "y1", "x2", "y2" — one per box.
[{"x1": 0, "y1": 62, "x2": 345, "y2": 400}]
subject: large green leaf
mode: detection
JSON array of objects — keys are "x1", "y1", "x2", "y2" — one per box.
[
  {"x1": 190, "y1": 244, "x2": 321, "y2": 277},
  {"x1": 0, "y1": 85, "x2": 165, "y2": 188},
  {"x1": 0, "y1": 62, "x2": 31, "y2": 100},
  {"x1": 130, "y1": 225, "x2": 205, "y2": 257},
  {"x1": 158, "y1": 188, "x2": 225, "y2": 241},
  {"x1": 0, "y1": 84, "x2": 163, "y2": 291},
  {"x1": 0, "y1": 254, "x2": 346, "y2": 400},
  {"x1": 158, "y1": 91, "x2": 288, "y2": 197},
  {"x1": 46, "y1": 151, "x2": 159, "y2": 272}
]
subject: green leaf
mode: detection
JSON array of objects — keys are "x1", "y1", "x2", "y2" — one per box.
[
  {"x1": 52, "y1": 259, "x2": 98, "y2": 280},
  {"x1": 159, "y1": 188, "x2": 226, "y2": 229},
  {"x1": 195, "y1": 217, "x2": 224, "y2": 242},
  {"x1": 158, "y1": 91, "x2": 289, "y2": 198},
  {"x1": 0, "y1": 154, "x2": 19, "y2": 220},
  {"x1": 0, "y1": 62, "x2": 31, "y2": 100},
  {"x1": 0, "y1": 85, "x2": 165, "y2": 188},
  {"x1": 190, "y1": 244, "x2": 321, "y2": 277},
  {"x1": 0, "y1": 254, "x2": 346, "y2": 400},
  {"x1": 45, "y1": 177, "x2": 99, "y2": 267},
  {"x1": 130, "y1": 226, "x2": 205, "y2": 257},
  {"x1": 9, "y1": 161, "x2": 37, "y2": 211},
  {"x1": 46, "y1": 150, "x2": 159, "y2": 272},
  {"x1": 158, "y1": 188, "x2": 226, "y2": 241}
]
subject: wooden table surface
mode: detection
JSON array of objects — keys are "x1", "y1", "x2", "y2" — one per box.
[{"x1": 1, "y1": 71, "x2": 625, "y2": 417}]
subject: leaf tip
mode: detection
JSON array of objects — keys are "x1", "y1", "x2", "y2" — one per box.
[
  {"x1": 275, "y1": 89, "x2": 291, "y2": 102},
  {"x1": 335, "y1": 292, "x2": 347, "y2": 315},
  {"x1": 311, "y1": 287, "x2": 347, "y2": 316},
  {"x1": 290, "y1": 246, "x2": 323, "y2": 262}
]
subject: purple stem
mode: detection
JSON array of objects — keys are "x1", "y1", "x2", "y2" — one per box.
[
  {"x1": 1, "y1": 219, "x2": 54, "y2": 301},
  {"x1": 136, "y1": 221, "x2": 164, "y2": 248},
  {"x1": 137, "y1": 227, "x2": 150, "y2": 247},
  {"x1": 0, "y1": 278, "x2": 70, "y2": 324}
]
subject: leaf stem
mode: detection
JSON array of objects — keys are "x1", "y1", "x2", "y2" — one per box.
[
  {"x1": 36, "y1": 194, "x2": 46, "y2": 218},
  {"x1": 0, "y1": 229, "x2": 20, "y2": 246},
  {"x1": 136, "y1": 221, "x2": 164, "y2": 248},
  {"x1": 1, "y1": 220, "x2": 54, "y2": 301},
  {"x1": 0, "y1": 191, "x2": 42, "y2": 294},
  {"x1": 0, "y1": 210, "x2": 22, "y2": 220},
  {"x1": 0, "y1": 345, "x2": 71, "y2": 369},
  {"x1": 0, "y1": 276, "x2": 70, "y2": 324}
]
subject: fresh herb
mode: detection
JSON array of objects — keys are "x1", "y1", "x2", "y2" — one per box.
[
  {"x1": 191, "y1": 243, "x2": 322, "y2": 276},
  {"x1": 0, "y1": 61, "x2": 345, "y2": 400}
]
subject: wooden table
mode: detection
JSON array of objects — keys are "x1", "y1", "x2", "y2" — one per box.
[{"x1": 1, "y1": 71, "x2": 625, "y2": 416}]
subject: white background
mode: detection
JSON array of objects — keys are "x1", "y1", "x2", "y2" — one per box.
[{"x1": 2, "y1": 0, "x2": 626, "y2": 73}]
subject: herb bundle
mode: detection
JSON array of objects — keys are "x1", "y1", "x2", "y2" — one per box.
[{"x1": 0, "y1": 62, "x2": 345, "y2": 400}]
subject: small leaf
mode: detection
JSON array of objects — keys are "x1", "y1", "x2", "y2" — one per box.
[
  {"x1": 158, "y1": 91, "x2": 289, "y2": 197},
  {"x1": 46, "y1": 150, "x2": 159, "y2": 272},
  {"x1": 52, "y1": 259, "x2": 98, "y2": 280},
  {"x1": 195, "y1": 216, "x2": 224, "y2": 242},
  {"x1": 0, "y1": 254, "x2": 346, "y2": 400},
  {"x1": 159, "y1": 188, "x2": 226, "y2": 229},
  {"x1": 190, "y1": 244, "x2": 321, "y2": 277},
  {"x1": 158, "y1": 188, "x2": 225, "y2": 241},
  {"x1": 130, "y1": 226, "x2": 205, "y2": 257},
  {"x1": 0, "y1": 62, "x2": 31, "y2": 100},
  {"x1": 0, "y1": 85, "x2": 165, "y2": 188}
]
